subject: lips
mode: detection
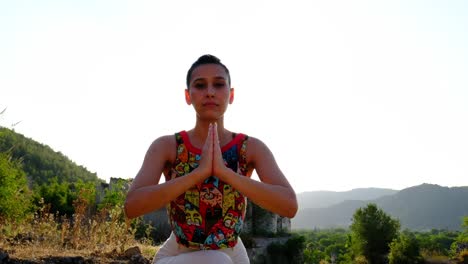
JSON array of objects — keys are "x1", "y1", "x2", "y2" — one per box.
[{"x1": 203, "y1": 102, "x2": 218, "y2": 106}]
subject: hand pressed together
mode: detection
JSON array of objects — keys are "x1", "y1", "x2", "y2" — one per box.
[
  {"x1": 197, "y1": 123, "x2": 230, "y2": 181},
  {"x1": 212, "y1": 123, "x2": 229, "y2": 177}
]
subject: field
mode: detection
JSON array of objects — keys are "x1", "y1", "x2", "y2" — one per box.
[{"x1": 0, "y1": 201, "x2": 158, "y2": 264}]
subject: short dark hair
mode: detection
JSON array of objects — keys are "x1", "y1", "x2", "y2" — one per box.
[{"x1": 186, "y1": 54, "x2": 231, "y2": 88}]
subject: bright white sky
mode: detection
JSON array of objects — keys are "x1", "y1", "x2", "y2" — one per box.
[{"x1": 1, "y1": 1, "x2": 467, "y2": 193}]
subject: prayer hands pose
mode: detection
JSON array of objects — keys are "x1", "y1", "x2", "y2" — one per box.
[
  {"x1": 125, "y1": 54, "x2": 298, "y2": 222},
  {"x1": 198, "y1": 123, "x2": 230, "y2": 181},
  {"x1": 125, "y1": 55, "x2": 297, "y2": 264}
]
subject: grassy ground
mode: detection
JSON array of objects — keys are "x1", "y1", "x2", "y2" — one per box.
[
  {"x1": 0, "y1": 241, "x2": 158, "y2": 263},
  {"x1": 0, "y1": 200, "x2": 158, "y2": 263}
]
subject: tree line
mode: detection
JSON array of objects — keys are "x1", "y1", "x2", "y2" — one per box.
[
  {"x1": 2, "y1": 126, "x2": 468, "y2": 263},
  {"x1": 0, "y1": 126, "x2": 124, "y2": 221},
  {"x1": 278, "y1": 204, "x2": 468, "y2": 264}
]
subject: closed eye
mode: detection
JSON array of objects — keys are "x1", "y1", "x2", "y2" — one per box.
[
  {"x1": 214, "y1": 82, "x2": 226, "y2": 88},
  {"x1": 194, "y1": 83, "x2": 206, "y2": 89}
]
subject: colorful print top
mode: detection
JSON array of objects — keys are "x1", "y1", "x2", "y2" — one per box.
[{"x1": 166, "y1": 131, "x2": 249, "y2": 250}]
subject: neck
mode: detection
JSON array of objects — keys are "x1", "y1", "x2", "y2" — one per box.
[{"x1": 189, "y1": 118, "x2": 231, "y2": 147}]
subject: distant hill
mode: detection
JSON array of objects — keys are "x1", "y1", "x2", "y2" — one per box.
[
  {"x1": 0, "y1": 127, "x2": 101, "y2": 185},
  {"x1": 375, "y1": 183, "x2": 468, "y2": 230},
  {"x1": 297, "y1": 187, "x2": 398, "y2": 209},
  {"x1": 293, "y1": 183, "x2": 468, "y2": 231}
]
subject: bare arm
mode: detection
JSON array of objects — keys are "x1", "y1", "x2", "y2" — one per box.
[
  {"x1": 212, "y1": 129, "x2": 298, "y2": 218},
  {"x1": 124, "y1": 135, "x2": 209, "y2": 219}
]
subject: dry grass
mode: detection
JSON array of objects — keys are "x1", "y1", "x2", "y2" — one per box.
[
  {"x1": 421, "y1": 250, "x2": 458, "y2": 264},
  {"x1": 0, "y1": 195, "x2": 158, "y2": 262}
]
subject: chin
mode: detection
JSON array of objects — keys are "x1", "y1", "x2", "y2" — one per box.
[{"x1": 199, "y1": 114, "x2": 224, "y2": 121}]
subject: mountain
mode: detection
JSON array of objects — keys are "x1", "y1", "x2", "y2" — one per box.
[
  {"x1": 293, "y1": 183, "x2": 468, "y2": 231},
  {"x1": 0, "y1": 127, "x2": 101, "y2": 185},
  {"x1": 297, "y1": 188, "x2": 398, "y2": 209},
  {"x1": 375, "y1": 183, "x2": 468, "y2": 230}
]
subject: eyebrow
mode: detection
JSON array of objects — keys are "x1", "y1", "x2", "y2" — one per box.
[{"x1": 192, "y1": 76, "x2": 226, "y2": 83}]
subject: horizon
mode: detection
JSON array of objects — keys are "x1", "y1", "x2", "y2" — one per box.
[
  {"x1": 1, "y1": 124, "x2": 467, "y2": 194},
  {"x1": 296, "y1": 182, "x2": 468, "y2": 194},
  {"x1": 2, "y1": 125, "x2": 464, "y2": 194}
]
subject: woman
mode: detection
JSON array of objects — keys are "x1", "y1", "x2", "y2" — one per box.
[{"x1": 125, "y1": 54, "x2": 297, "y2": 263}]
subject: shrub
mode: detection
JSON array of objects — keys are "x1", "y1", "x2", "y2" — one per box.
[
  {"x1": 0, "y1": 153, "x2": 32, "y2": 221},
  {"x1": 354, "y1": 255, "x2": 369, "y2": 264},
  {"x1": 350, "y1": 203, "x2": 400, "y2": 264},
  {"x1": 455, "y1": 249, "x2": 468, "y2": 264},
  {"x1": 388, "y1": 232, "x2": 424, "y2": 264}
]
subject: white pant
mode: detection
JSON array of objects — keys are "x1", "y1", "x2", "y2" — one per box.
[{"x1": 153, "y1": 232, "x2": 250, "y2": 264}]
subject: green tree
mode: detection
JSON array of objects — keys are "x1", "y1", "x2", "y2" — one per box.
[
  {"x1": 350, "y1": 203, "x2": 400, "y2": 264},
  {"x1": 462, "y1": 216, "x2": 468, "y2": 240},
  {"x1": 451, "y1": 216, "x2": 468, "y2": 260},
  {"x1": 0, "y1": 152, "x2": 31, "y2": 220},
  {"x1": 416, "y1": 229, "x2": 458, "y2": 255},
  {"x1": 73, "y1": 180, "x2": 97, "y2": 206},
  {"x1": 266, "y1": 235, "x2": 306, "y2": 264},
  {"x1": 98, "y1": 178, "x2": 128, "y2": 210},
  {"x1": 0, "y1": 127, "x2": 101, "y2": 185},
  {"x1": 33, "y1": 178, "x2": 98, "y2": 216},
  {"x1": 285, "y1": 235, "x2": 306, "y2": 263},
  {"x1": 304, "y1": 247, "x2": 326, "y2": 264},
  {"x1": 388, "y1": 232, "x2": 424, "y2": 264},
  {"x1": 34, "y1": 177, "x2": 74, "y2": 215},
  {"x1": 298, "y1": 228, "x2": 352, "y2": 264}
]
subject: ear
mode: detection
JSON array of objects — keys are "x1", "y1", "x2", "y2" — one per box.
[
  {"x1": 229, "y1": 88, "x2": 234, "y2": 104},
  {"x1": 185, "y1": 89, "x2": 192, "y2": 105}
]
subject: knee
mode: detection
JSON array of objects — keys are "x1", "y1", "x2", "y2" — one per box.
[
  {"x1": 189, "y1": 250, "x2": 233, "y2": 264},
  {"x1": 208, "y1": 251, "x2": 233, "y2": 264}
]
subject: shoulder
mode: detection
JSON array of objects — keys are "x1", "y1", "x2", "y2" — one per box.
[
  {"x1": 150, "y1": 134, "x2": 176, "y2": 149},
  {"x1": 147, "y1": 134, "x2": 177, "y2": 160},
  {"x1": 244, "y1": 136, "x2": 274, "y2": 163},
  {"x1": 245, "y1": 135, "x2": 270, "y2": 149}
]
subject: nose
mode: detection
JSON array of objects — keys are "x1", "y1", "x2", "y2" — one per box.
[{"x1": 207, "y1": 85, "x2": 215, "y2": 97}]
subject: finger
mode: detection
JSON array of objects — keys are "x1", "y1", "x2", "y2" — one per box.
[
  {"x1": 213, "y1": 122, "x2": 219, "y2": 147},
  {"x1": 197, "y1": 124, "x2": 213, "y2": 177},
  {"x1": 213, "y1": 123, "x2": 222, "y2": 156},
  {"x1": 208, "y1": 123, "x2": 214, "y2": 150},
  {"x1": 202, "y1": 123, "x2": 213, "y2": 154},
  {"x1": 212, "y1": 123, "x2": 226, "y2": 177}
]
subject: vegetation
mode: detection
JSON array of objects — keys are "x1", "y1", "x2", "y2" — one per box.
[
  {"x1": 254, "y1": 235, "x2": 307, "y2": 264},
  {"x1": 388, "y1": 231, "x2": 424, "y2": 264},
  {"x1": 451, "y1": 216, "x2": 468, "y2": 263},
  {"x1": 301, "y1": 228, "x2": 350, "y2": 263},
  {"x1": 0, "y1": 152, "x2": 32, "y2": 220},
  {"x1": 350, "y1": 203, "x2": 400, "y2": 263},
  {"x1": 294, "y1": 216, "x2": 468, "y2": 263},
  {"x1": 0, "y1": 127, "x2": 105, "y2": 217},
  {"x1": 0, "y1": 194, "x2": 156, "y2": 262},
  {"x1": 0, "y1": 127, "x2": 101, "y2": 185},
  {"x1": 294, "y1": 184, "x2": 468, "y2": 231},
  {"x1": 98, "y1": 177, "x2": 128, "y2": 210},
  {"x1": 2, "y1": 125, "x2": 468, "y2": 263},
  {"x1": 0, "y1": 126, "x2": 155, "y2": 262}
]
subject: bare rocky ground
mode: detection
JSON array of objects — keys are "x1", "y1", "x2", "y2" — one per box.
[{"x1": 0, "y1": 247, "x2": 153, "y2": 264}]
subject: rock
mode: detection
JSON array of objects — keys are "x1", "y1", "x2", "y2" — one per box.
[
  {"x1": 0, "y1": 248, "x2": 10, "y2": 263},
  {"x1": 129, "y1": 254, "x2": 150, "y2": 264},
  {"x1": 124, "y1": 246, "x2": 141, "y2": 258},
  {"x1": 41, "y1": 256, "x2": 86, "y2": 263}
]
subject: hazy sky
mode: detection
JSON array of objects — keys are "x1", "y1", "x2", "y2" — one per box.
[{"x1": 1, "y1": 1, "x2": 467, "y2": 193}]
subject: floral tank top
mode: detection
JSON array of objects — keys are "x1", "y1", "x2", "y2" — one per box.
[{"x1": 166, "y1": 131, "x2": 249, "y2": 250}]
